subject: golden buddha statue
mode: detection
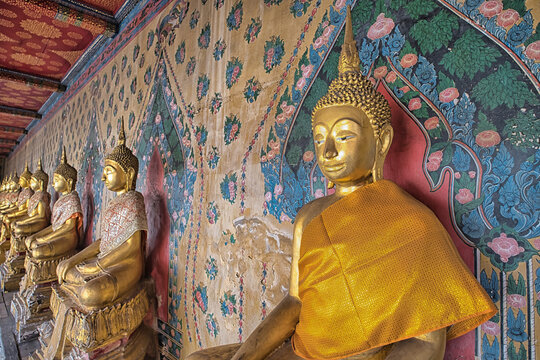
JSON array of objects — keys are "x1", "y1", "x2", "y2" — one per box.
[
  {"x1": 187, "y1": 8, "x2": 496, "y2": 360},
  {"x1": 0, "y1": 161, "x2": 49, "y2": 292},
  {"x1": 32, "y1": 119, "x2": 153, "y2": 360},
  {"x1": 0, "y1": 173, "x2": 21, "y2": 213},
  {"x1": 0, "y1": 165, "x2": 33, "y2": 266},
  {"x1": 11, "y1": 148, "x2": 83, "y2": 342}
]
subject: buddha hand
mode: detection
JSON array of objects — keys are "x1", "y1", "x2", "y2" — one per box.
[
  {"x1": 57, "y1": 257, "x2": 75, "y2": 284},
  {"x1": 25, "y1": 234, "x2": 36, "y2": 250}
]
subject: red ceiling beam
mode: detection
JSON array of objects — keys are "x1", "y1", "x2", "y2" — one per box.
[
  {"x1": 0, "y1": 126, "x2": 26, "y2": 134},
  {"x1": 17, "y1": 0, "x2": 118, "y2": 37},
  {"x1": 0, "y1": 68, "x2": 66, "y2": 93},
  {"x1": 0, "y1": 105, "x2": 41, "y2": 120}
]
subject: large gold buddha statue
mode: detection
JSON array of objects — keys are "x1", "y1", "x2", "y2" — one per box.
[
  {"x1": 32, "y1": 120, "x2": 153, "y2": 360},
  {"x1": 0, "y1": 161, "x2": 50, "y2": 292},
  {"x1": 188, "y1": 8, "x2": 496, "y2": 360},
  {"x1": 0, "y1": 166, "x2": 33, "y2": 264},
  {"x1": 11, "y1": 148, "x2": 83, "y2": 342}
]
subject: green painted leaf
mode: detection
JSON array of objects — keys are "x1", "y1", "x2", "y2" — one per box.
[
  {"x1": 502, "y1": 0, "x2": 527, "y2": 16},
  {"x1": 410, "y1": 10, "x2": 458, "y2": 54},
  {"x1": 436, "y1": 71, "x2": 455, "y2": 93},
  {"x1": 290, "y1": 110, "x2": 312, "y2": 142},
  {"x1": 400, "y1": 40, "x2": 416, "y2": 57},
  {"x1": 285, "y1": 144, "x2": 302, "y2": 166},
  {"x1": 412, "y1": 105, "x2": 428, "y2": 119},
  {"x1": 352, "y1": 0, "x2": 373, "y2": 26},
  {"x1": 503, "y1": 109, "x2": 540, "y2": 149},
  {"x1": 473, "y1": 112, "x2": 497, "y2": 135},
  {"x1": 471, "y1": 61, "x2": 539, "y2": 110},
  {"x1": 404, "y1": 0, "x2": 438, "y2": 20},
  {"x1": 440, "y1": 29, "x2": 501, "y2": 79},
  {"x1": 389, "y1": 0, "x2": 407, "y2": 10},
  {"x1": 303, "y1": 77, "x2": 328, "y2": 110},
  {"x1": 322, "y1": 51, "x2": 340, "y2": 81}
]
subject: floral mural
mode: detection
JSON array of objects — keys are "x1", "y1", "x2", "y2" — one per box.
[{"x1": 5, "y1": 0, "x2": 539, "y2": 359}]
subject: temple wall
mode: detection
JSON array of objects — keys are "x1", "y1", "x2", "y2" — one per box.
[{"x1": 5, "y1": 0, "x2": 539, "y2": 359}]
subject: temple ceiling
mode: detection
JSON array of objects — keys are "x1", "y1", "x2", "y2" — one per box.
[{"x1": 0, "y1": 0, "x2": 130, "y2": 158}]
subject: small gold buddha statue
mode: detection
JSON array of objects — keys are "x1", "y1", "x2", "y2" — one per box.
[
  {"x1": 0, "y1": 165, "x2": 33, "y2": 266},
  {"x1": 187, "y1": 7, "x2": 496, "y2": 360},
  {"x1": 11, "y1": 148, "x2": 83, "y2": 342},
  {"x1": 32, "y1": 119, "x2": 153, "y2": 360},
  {"x1": 0, "y1": 172, "x2": 21, "y2": 213},
  {"x1": 0, "y1": 161, "x2": 50, "y2": 292}
]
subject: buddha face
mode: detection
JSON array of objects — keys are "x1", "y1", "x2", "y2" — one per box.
[
  {"x1": 30, "y1": 177, "x2": 41, "y2": 192},
  {"x1": 312, "y1": 104, "x2": 376, "y2": 186},
  {"x1": 102, "y1": 160, "x2": 128, "y2": 193},
  {"x1": 53, "y1": 173, "x2": 70, "y2": 194},
  {"x1": 19, "y1": 177, "x2": 28, "y2": 188}
]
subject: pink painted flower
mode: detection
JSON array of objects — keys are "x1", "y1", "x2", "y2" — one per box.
[
  {"x1": 399, "y1": 85, "x2": 410, "y2": 93},
  {"x1": 487, "y1": 233, "x2": 524, "y2": 263},
  {"x1": 155, "y1": 113, "x2": 162, "y2": 124},
  {"x1": 265, "y1": 191, "x2": 272, "y2": 202},
  {"x1": 385, "y1": 71, "x2": 397, "y2": 83},
  {"x1": 426, "y1": 163, "x2": 441, "y2": 172},
  {"x1": 439, "y1": 87, "x2": 459, "y2": 103},
  {"x1": 424, "y1": 116, "x2": 439, "y2": 130},
  {"x1": 428, "y1": 150, "x2": 443, "y2": 164},
  {"x1": 303, "y1": 151, "x2": 314, "y2": 162},
  {"x1": 261, "y1": 155, "x2": 267, "y2": 162},
  {"x1": 274, "y1": 184, "x2": 283, "y2": 196},
  {"x1": 481, "y1": 321, "x2": 500, "y2": 336},
  {"x1": 276, "y1": 113, "x2": 287, "y2": 124},
  {"x1": 322, "y1": 25, "x2": 334, "y2": 39},
  {"x1": 368, "y1": 77, "x2": 376, "y2": 86},
  {"x1": 496, "y1": 9, "x2": 520, "y2": 28},
  {"x1": 400, "y1": 53, "x2": 418, "y2": 68},
  {"x1": 525, "y1": 40, "x2": 540, "y2": 61},
  {"x1": 267, "y1": 151, "x2": 275, "y2": 160},
  {"x1": 455, "y1": 188, "x2": 474, "y2": 204},
  {"x1": 314, "y1": 188, "x2": 324, "y2": 198},
  {"x1": 367, "y1": 13, "x2": 395, "y2": 40},
  {"x1": 479, "y1": 1, "x2": 503, "y2": 18},
  {"x1": 507, "y1": 294, "x2": 526, "y2": 308},
  {"x1": 284, "y1": 105, "x2": 295, "y2": 117},
  {"x1": 301, "y1": 64, "x2": 314, "y2": 78},
  {"x1": 269, "y1": 140, "x2": 280, "y2": 153},
  {"x1": 313, "y1": 36, "x2": 325, "y2": 50},
  {"x1": 408, "y1": 97, "x2": 422, "y2": 111},
  {"x1": 476, "y1": 130, "x2": 501, "y2": 148},
  {"x1": 373, "y1": 66, "x2": 388, "y2": 79},
  {"x1": 534, "y1": 238, "x2": 540, "y2": 250},
  {"x1": 469, "y1": 171, "x2": 476, "y2": 178},
  {"x1": 334, "y1": 0, "x2": 347, "y2": 10},
  {"x1": 295, "y1": 76, "x2": 307, "y2": 90},
  {"x1": 280, "y1": 213, "x2": 291, "y2": 222},
  {"x1": 455, "y1": 172, "x2": 461, "y2": 179}
]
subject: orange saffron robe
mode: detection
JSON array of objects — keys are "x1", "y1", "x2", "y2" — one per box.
[{"x1": 292, "y1": 180, "x2": 497, "y2": 359}]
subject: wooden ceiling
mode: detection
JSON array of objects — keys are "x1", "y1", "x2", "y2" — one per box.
[{"x1": 0, "y1": 0, "x2": 131, "y2": 158}]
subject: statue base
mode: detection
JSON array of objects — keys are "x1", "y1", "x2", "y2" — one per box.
[
  {"x1": 0, "y1": 252, "x2": 26, "y2": 291},
  {"x1": 31, "y1": 281, "x2": 155, "y2": 359},
  {"x1": 11, "y1": 253, "x2": 75, "y2": 342},
  {"x1": 0, "y1": 238, "x2": 10, "y2": 264}
]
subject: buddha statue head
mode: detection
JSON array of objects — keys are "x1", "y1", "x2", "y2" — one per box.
[
  {"x1": 103, "y1": 118, "x2": 138, "y2": 193},
  {"x1": 54, "y1": 147, "x2": 77, "y2": 194},
  {"x1": 20, "y1": 162, "x2": 32, "y2": 189},
  {"x1": 9, "y1": 172, "x2": 20, "y2": 192},
  {"x1": 312, "y1": 7, "x2": 392, "y2": 188},
  {"x1": 31, "y1": 159, "x2": 49, "y2": 192}
]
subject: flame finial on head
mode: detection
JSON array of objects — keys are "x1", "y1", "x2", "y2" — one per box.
[
  {"x1": 312, "y1": 6, "x2": 391, "y2": 136},
  {"x1": 337, "y1": 6, "x2": 361, "y2": 76},
  {"x1": 105, "y1": 117, "x2": 139, "y2": 189},
  {"x1": 55, "y1": 146, "x2": 77, "y2": 184},
  {"x1": 21, "y1": 161, "x2": 32, "y2": 181},
  {"x1": 33, "y1": 158, "x2": 49, "y2": 187}
]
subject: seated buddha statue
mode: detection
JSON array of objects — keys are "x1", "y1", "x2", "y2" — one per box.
[
  {"x1": 187, "y1": 8, "x2": 496, "y2": 360},
  {"x1": 0, "y1": 173, "x2": 21, "y2": 213},
  {"x1": 10, "y1": 149, "x2": 83, "y2": 342},
  {"x1": 1, "y1": 161, "x2": 50, "y2": 291},
  {"x1": 33, "y1": 120, "x2": 152, "y2": 360},
  {"x1": 0, "y1": 165, "x2": 33, "y2": 264}
]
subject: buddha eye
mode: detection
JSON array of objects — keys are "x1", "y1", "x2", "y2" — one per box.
[
  {"x1": 314, "y1": 139, "x2": 325, "y2": 145},
  {"x1": 337, "y1": 134, "x2": 355, "y2": 142}
]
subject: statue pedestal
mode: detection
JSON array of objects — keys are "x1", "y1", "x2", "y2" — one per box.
[
  {"x1": 0, "y1": 238, "x2": 10, "y2": 264},
  {"x1": 0, "y1": 251, "x2": 26, "y2": 291},
  {"x1": 31, "y1": 281, "x2": 155, "y2": 360},
  {"x1": 11, "y1": 254, "x2": 73, "y2": 342}
]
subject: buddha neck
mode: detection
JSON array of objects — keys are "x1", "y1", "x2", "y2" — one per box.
[{"x1": 333, "y1": 176, "x2": 374, "y2": 198}]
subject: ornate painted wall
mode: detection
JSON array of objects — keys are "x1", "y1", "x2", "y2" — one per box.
[{"x1": 5, "y1": 0, "x2": 539, "y2": 359}]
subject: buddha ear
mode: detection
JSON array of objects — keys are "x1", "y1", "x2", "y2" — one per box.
[
  {"x1": 372, "y1": 124, "x2": 394, "y2": 182},
  {"x1": 377, "y1": 124, "x2": 393, "y2": 157},
  {"x1": 67, "y1": 178, "x2": 74, "y2": 191},
  {"x1": 126, "y1": 167, "x2": 135, "y2": 190}
]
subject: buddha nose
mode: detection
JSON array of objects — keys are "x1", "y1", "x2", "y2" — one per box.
[{"x1": 324, "y1": 138, "x2": 338, "y2": 159}]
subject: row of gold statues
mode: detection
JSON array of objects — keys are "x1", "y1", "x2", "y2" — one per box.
[
  {"x1": 0, "y1": 121, "x2": 153, "y2": 359},
  {"x1": 0, "y1": 8, "x2": 495, "y2": 360}
]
